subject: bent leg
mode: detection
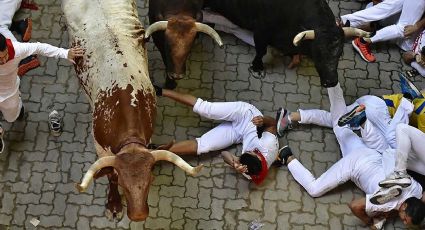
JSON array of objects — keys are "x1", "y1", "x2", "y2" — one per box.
[
  {"x1": 396, "y1": 124, "x2": 425, "y2": 174},
  {"x1": 0, "y1": 91, "x2": 22, "y2": 123},
  {"x1": 341, "y1": 0, "x2": 404, "y2": 28},
  {"x1": 298, "y1": 109, "x2": 333, "y2": 128},
  {"x1": 288, "y1": 157, "x2": 354, "y2": 197},
  {"x1": 0, "y1": 0, "x2": 22, "y2": 41},
  {"x1": 386, "y1": 97, "x2": 413, "y2": 148}
]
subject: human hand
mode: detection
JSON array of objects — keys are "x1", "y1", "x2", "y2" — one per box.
[
  {"x1": 404, "y1": 24, "x2": 419, "y2": 38},
  {"x1": 232, "y1": 159, "x2": 248, "y2": 174},
  {"x1": 67, "y1": 47, "x2": 84, "y2": 64},
  {"x1": 251, "y1": 116, "x2": 264, "y2": 127},
  {"x1": 416, "y1": 54, "x2": 425, "y2": 66},
  {"x1": 372, "y1": 0, "x2": 382, "y2": 5}
]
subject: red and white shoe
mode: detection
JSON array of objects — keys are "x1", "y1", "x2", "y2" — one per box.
[{"x1": 352, "y1": 37, "x2": 376, "y2": 63}]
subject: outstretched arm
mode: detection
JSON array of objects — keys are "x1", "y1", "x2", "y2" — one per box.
[
  {"x1": 349, "y1": 198, "x2": 373, "y2": 226},
  {"x1": 162, "y1": 89, "x2": 198, "y2": 107},
  {"x1": 15, "y1": 42, "x2": 83, "y2": 62}
]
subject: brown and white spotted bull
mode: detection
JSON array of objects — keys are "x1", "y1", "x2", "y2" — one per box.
[
  {"x1": 62, "y1": 0, "x2": 203, "y2": 221},
  {"x1": 146, "y1": 0, "x2": 223, "y2": 89}
]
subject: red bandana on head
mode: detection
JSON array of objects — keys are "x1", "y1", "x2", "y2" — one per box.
[
  {"x1": 5, "y1": 39, "x2": 15, "y2": 61},
  {"x1": 250, "y1": 148, "x2": 268, "y2": 185}
]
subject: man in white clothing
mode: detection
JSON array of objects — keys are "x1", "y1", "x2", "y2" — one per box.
[
  {"x1": 276, "y1": 83, "x2": 425, "y2": 228},
  {"x1": 0, "y1": 33, "x2": 83, "y2": 153},
  {"x1": 153, "y1": 86, "x2": 279, "y2": 185},
  {"x1": 341, "y1": 0, "x2": 425, "y2": 63}
]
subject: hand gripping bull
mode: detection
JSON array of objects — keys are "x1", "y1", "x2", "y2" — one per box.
[{"x1": 62, "y1": 0, "x2": 203, "y2": 221}]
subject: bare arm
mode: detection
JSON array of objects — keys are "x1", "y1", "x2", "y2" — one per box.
[
  {"x1": 404, "y1": 16, "x2": 425, "y2": 38},
  {"x1": 252, "y1": 115, "x2": 277, "y2": 134},
  {"x1": 349, "y1": 198, "x2": 373, "y2": 226},
  {"x1": 221, "y1": 151, "x2": 247, "y2": 174}
]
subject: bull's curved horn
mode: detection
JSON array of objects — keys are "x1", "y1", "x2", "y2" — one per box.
[
  {"x1": 151, "y1": 150, "x2": 203, "y2": 176},
  {"x1": 195, "y1": 22, "x2": 223, "y2": 47},
  {"x1": 75, "y1": 156, "x2": 116, "y2": 192},
  {"x1": 342, "y1": 27, "x2": 371, "y2": 38},
  {"x1": 145, "y1": 21, "x2": 168, "y2": 38},
  {"x1": 293, "y1": 30, "x2": 315, "y2": 47}
]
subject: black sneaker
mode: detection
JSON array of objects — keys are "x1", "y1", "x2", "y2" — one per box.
[
  {"x1": 276, "y1": 108, "x2": 292, "y2": 138},
  {"x1": 18, "y1": 55, "x2": 40, "y2": 76},
  {"x1": 338, "y1": 104, "x2": 366, "y2": 128},
  {"x1": 0, "y1": 123, "x2": 4, "y2": 154},
  {"x1": 275, "y1": 145, "x2": 293, "y2": 166},
  {"x1": 48, "y1": 110, "x2": 63, "y2": 137}
]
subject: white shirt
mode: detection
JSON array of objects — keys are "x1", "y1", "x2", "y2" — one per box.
[
  {"x1": 0, "y1": 41, "x2": 69, "y2": 102},
  {"x1": 362, "y1": 149, "x2": 423, "y2": 215}
]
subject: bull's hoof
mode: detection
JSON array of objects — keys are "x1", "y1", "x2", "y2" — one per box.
[
  {"x1": 105, "y1": 207, "x2": 124, "y2": 222},
  {"x1": 248, "y1": 66, "x2": 266, "y2": 79}
]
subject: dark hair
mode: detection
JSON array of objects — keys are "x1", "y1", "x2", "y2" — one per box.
[
  {"x1": 0, "y1": 34, "x2": 6, "y2": 52},
  {"x1": 421, "y1": 46, "x2": 425, "y2": 56},
  {"x1": 405, "y1": 197, "x2": 425, "y2": 225},
  {"x1": 239, "y1": 152, "x2": 262, "y2": 176}
]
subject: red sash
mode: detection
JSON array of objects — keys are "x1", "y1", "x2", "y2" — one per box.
[
  {"x1": 250, "y1": 149, "x2": 269, "y2": 185},
  {"x1": 5, "y1": 39, "x2": 15, "y2": 61}
]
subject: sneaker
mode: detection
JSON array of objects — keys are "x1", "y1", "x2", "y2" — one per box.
[
  {"x1": 0, "y1": 123, "x2": 4, "y2": 154},
  {"x1": 275, "y1": 145, "x2": 293, "y2": 166},
  {"x1": 16, "y1": 18, "x2": 32, "y2": 42},
  {"x1": 352, "y1": 37, "x2": 376, "y2": 62},
  {"x1": 18, "y1": 55, "x2": 40, "y2": 76},
  {"x1": 276, "y1": 108, "x2": 292, "y2": 138},
  {"x1": 399, "y1": 72, "x2": 424, "y2": 100},
  {"x1": 369, "y1": 185, "x2": 403, "y2": 205},
  {"x1": 379, "y1": 171, "x2": 412, "y2": 188},
  {"x1": 48, "y1": 110, "x2": 63, "y2": 137},
  {"x1": 338, "y1": 104, "x2": 366, "y2": 128}
]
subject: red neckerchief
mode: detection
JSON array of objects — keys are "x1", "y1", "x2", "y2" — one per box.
[
  {"x1": 412, "y1": 30, "x2": 424, "y2": 53},
  {"x1": 250, "y1": 148, "x2": 269, "y2": 185},
  {"x1": 5, "y1": 39, "x2": 15, "y2": 61}
]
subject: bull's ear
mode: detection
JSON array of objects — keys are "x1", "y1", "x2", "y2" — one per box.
[{"x1": 94, "y1": 167, "x2": 114, "y2": 179}]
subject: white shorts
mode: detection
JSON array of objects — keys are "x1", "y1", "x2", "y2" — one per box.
[
  {"x1": 0, "y1": 0, "x2": 22, "y2": 41},
  {"x1": 0, "y1": 90, "x2": 22, "y2": 122}
]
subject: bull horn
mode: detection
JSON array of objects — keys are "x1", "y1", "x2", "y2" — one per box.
[
  {"x1": 195, "y1": 22, "x2": 223, "y2": 47},
  {"x1": 151, "y1": 150, "x2": 203, "y2": 176},
  {"x1": 342, "y1": 27, "x2": 371, "y2": 38},
  {"x1": 75, "y1": 156, "x2": 116, "y2": 192},
  {"x1": 145, "y1": 21, "x2": 168, "y2": 38},
  {"x1": 293, "y1": 30, "x2": 315, "y2": 47}
]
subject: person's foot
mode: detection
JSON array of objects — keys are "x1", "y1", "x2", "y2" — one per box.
[
  {"x1": 48, "y1": 110, "x2": 63, "y2": 137},
  {"x1": 18, "y1": 55, "x2": 40, "y2": 76},
  {"x1": 379, "y1": 171, "x2": 412, "y2": 188},
  {"x1": 338, "y1": 104, "x2": 366, "y2": 128},
  {"x1": 352, "y1": 37, "x2": 376, "y2": 62},
  {"x1": 399, "y1": 72, "x2": 424, "y2": 100},
  {"x1": 369, "y1": 185, "x2": 403, "y2": 205},
  {"x1": 275, "y1": 145, "x2": 293, "y2": 166},
  {"x1": 0, "y1": 123, "x2": 4, "y2": 154},
  {"x1": 276, "y1": 108, "x2": 292, "y2": 138},
  {"x1": 11, "y1": 18, "x2": 32, "y2": 42},
  {"x1": 153, "y1": 85, "x2": 163, "y2": 96},
  {"x1": 17, "y1": 105, "x2": 25, "y2": 121}
]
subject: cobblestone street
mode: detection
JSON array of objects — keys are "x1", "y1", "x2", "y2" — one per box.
[{"x1": 0, "y1": 0, "x2": 424, "y2": 229}]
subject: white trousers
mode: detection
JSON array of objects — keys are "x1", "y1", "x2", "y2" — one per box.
[
  {"x1": 341, "y1": 0, "x2": 404, "y2": 28},
  {"x1": 0, "y1": 89, "x2": 22, "y2": 122},
  {"x1": 395, "y1": 124, "x2": 425, "y2": 175},
  {"x1": 371, "y1": 0, "x2": 425, "y2": 51},
  {"x1": 194, "y1": 99, "x2": 261, "y2": 154},
  {"x1": 0, "y1": 0, "x2": 22, "y2": 41},
  {"x1": 288, "y1": 84, "x2": 381, "y2": 197},
  {"x1": 202, "y1": 10, "x2": 255, "y2": 46}
]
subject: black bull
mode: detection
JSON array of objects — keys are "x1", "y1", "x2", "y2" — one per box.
[{"x1": 204, "y1": 0, "x2": 346, "y2": 88}]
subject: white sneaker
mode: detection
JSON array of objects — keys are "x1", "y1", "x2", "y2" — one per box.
[
  {"x1": 0, "y1": 123, "x2": 4, "y2": 154},
  {"x1": 379, "y1": 171, "x2": 412, "y2": 188},
  {"x1": 48, "y1": 110, "x2": 63, "y2": 137},
  {"x1": 369, "y1": 185, "x2": 403, "y2": 205}
]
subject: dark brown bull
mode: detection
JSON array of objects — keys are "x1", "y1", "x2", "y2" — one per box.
[
  {"x1": 146, "y1": 0, "x2": 223, "y2": 89},
  {"x1": 62, "y1": 0, "x2": 203, "y2": 221}
]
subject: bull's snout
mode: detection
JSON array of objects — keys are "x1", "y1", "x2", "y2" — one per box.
[
  {"x1": 167, "y1": 72, "x2": 185, "y2": 80},
  {"x1": 127, "y1": 209, "x2": 149, "y2": 221}
]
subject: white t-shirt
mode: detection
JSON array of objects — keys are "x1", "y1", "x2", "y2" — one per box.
[
  {"x1": 0, "y1": 41, "x2": 68, "y2": 102},
  {"x1": 243, "y1": 131, "x2": 279, "y2": 168},
  {"x1": 362, "y1": 149, "x2": 424, "y2": 215}
]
